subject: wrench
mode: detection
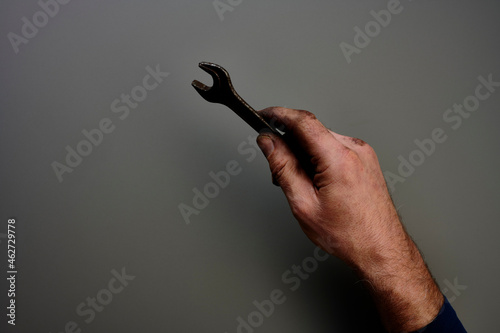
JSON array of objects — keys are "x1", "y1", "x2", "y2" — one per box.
[{"x1": 192, "y1": 62, "x2": 281, "y2": 135}]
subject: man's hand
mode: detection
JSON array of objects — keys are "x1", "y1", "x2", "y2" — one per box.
[{"x1": 256, "y1": 107, "x2": 443, "y2": 332}]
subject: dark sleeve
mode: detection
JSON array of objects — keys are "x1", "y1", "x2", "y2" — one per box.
[{"x1": 412, "y1": 296, "x2": 467, "y2": 333}]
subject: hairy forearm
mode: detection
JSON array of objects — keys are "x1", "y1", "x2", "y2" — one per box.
[{"x1": 351, "y1": 226, "x2": 444, "y2": 332}]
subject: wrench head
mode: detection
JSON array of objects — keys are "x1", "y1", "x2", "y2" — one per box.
[{"x1": 192, "y1": 62, "x2": 233, "y2": 104}]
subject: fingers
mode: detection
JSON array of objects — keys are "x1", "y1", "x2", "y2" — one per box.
[
  {"x1": 258, "y1": 107, "x2": 384, "y2": 195},
  {"x1": 256, "y1": 132, "x2": 317, "y2": 215},
  {"x1": 259, "y1": 107, "x2": 353, "y2": 187},
  {"x1": 260, "y1": 107, "x2": 345, "y2": 161}
]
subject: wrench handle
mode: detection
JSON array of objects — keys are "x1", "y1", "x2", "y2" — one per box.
[{"x1": 223, "y1": 95, "x2": 281, "y2": 136}]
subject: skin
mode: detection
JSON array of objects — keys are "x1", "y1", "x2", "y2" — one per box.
[{"x1": 256, "y1": 107, "x2": 444, "y2": 332}]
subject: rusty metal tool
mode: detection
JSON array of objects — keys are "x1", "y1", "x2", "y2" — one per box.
[{"x1": 192, "y1": 62, "x2": 281, "y2": 135}]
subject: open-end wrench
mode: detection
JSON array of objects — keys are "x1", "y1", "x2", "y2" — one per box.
[{"x1": 192, "y1": 62, "x2": 281, "y2": 135}]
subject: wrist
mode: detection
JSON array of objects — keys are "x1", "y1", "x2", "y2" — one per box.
[{"x1": 352, "y1": 236, "x2": 444, "y2": 332}]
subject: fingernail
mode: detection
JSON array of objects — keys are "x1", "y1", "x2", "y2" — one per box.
[{"x1": 257, "y1": 135, "x2": 274, "y2": 158}]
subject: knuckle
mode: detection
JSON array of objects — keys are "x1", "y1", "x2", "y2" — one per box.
[
  {"x1": 297, "y1": 110, "x2": 317, "y2": 122},
  {"x1": 272, "y1": 106, "x2": 288, "y2": 113},
  {"x1": 343, "y1": 136, "x2": 378, "y2": 161},
  {"x1": 341, "y1": 148, "x2": 360, "y2": 165},
  {"x1": 270, "y1": 159, "x2": 289, "y2": 185},
  {"x1": 350, "y1": 137, "x2": 366, "y2": 146},
  {"x1": 293, "y1": 110, "x2": 322, "y2": 137},
  {"x1": 357, "y1": 142, "x2": 378, "y2": 160},
  {"x1": 336, "y1": 148, "x2": 364, "y2": 180},
  {"x1": 260, "y1": 106, "x2": 283, "y2": 118},
  {"x1": 290, "y1": 199, "x2": 313, "y2": 221}
]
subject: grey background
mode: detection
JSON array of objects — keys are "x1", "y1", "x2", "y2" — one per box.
[{"x1": 1, "y1": 0, "x2": 499, "y2": 332}]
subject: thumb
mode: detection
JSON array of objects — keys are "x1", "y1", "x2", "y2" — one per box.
[{"x1": 256, "y1": 133, "x2": 314, "y2": 206}]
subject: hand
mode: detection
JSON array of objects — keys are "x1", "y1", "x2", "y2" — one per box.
[{"x1": 256, "y1": 107, "x2": 443, "y2": 332}]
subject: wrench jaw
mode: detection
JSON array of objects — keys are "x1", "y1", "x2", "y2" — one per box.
[
  {"x1": 191, "y1": 79, "x2": 216, "y2": 103},
  {"x1": 192, "y1": 62, "x2": 235, "y2": 104},
  {"x1": 200, "y1": 62, "x2": 232, "y2": 89},
  {"x1": 192, "y1": 62, "x2": 280, "y2": 135}
]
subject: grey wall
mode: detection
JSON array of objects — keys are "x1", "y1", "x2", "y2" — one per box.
[{"x1": 1, "y1": 0, "x2": 499, "y2": 332}]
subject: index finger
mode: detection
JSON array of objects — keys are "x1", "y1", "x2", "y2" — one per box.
[{"x1": 259, "y1": 107, "x2": 345, "y2": 158}]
